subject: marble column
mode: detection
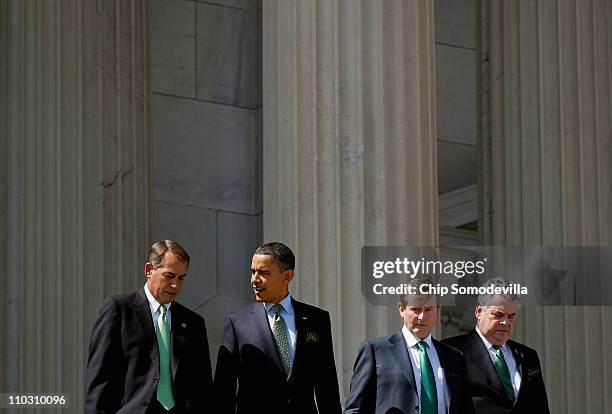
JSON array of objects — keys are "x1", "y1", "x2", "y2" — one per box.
[
  {"x1": 482, "y1": 0, "x2": 612, "y2": 413},
  {"x1": 263, "y1": 0, "x2": 438, "y2": 395},
  {"x1": 0, "y1": 0, "x2": 150, "y2": 410}
]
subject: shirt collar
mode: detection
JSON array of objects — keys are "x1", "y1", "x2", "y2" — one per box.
[
  {"x1": 264, "y1": 294, "x2": 293, "y2": 315},
  {"x1": 402, "y1": 325, "x2": 434, "y2": 349},
  {"x1": 144, "y1": 283, "x2": 172, "y2": 314},
  {"x1": 475, "y1": 326, "x2": 508, "y2": 352}
]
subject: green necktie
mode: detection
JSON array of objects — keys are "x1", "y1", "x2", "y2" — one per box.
[
  {"x1": 493, "y1": 345, "x2": 516, "y2": 403},
  {"x1": 156, "y1": 304, "x2": 175, "y2": 410},
  {"x1": 271, "y1": 304, "x2": 291, "y2": 374},
  {"x1": 417, "y1": 341, "x2": 437, "y2": 414}
]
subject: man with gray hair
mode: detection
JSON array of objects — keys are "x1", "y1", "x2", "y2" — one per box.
[{"x1": 443, "y1": 278, "x2": 550, "y2": 414}]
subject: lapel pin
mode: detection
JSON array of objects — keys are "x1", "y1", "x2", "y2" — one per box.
[
  {"x1": 181, "y1": 323, "x2": 187, "y2": 329},
  {"x1": 302, "y1": 316, "x2": 308, "y2": 320}
]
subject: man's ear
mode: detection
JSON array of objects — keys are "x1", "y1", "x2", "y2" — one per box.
[
  {"x1": 284, "y1": 269, "x2": 295, "y2": 283},
  {"x1": 398, "y1": 303, "x2": 406, "y2": 317},
  {"x1": 144, "y1": 262, "x2": 154, "y2": 278},
  {"x1": 475, "y1": 304, "x2": 483, "y2": 319}
]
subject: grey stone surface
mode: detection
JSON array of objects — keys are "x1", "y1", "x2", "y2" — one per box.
[
  {"x1": 436, "y1": 44, "x2": 477, "y2": 146},
  {"x1": 195, "y1": 0, "x2": 260, "y2": 10},
  {"x1": 195, "y1": 294, "x2": 253, "y2": 370},
  {"x1": 437, "y1": 141, "x2": 477, "y2": 194},
  {"x1": 256, "y1": 107, "x2": 262, "y2": 213},
  {"x1": 196, "y1": 3, "x2": 260, "y2": 108},
  {"x1": 153, "y1": 94, "x2": 258, "y2": 214},
  {"x1": 217, "y1": 211, "x2": 262, "y2": 297},
  {"x1": 152, "y1": 0, "x2": 196, "y2": 98},
  {"x1": 434, "y1": 0, "x2": 476, "y2": 49},
  {"x1": 154, "y1": 200, "x2": 217, "y2": 308}
]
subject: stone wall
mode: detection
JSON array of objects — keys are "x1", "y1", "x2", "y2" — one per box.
[{"x1": 151, "y1": 0, "x2": 263, "y2": 367}]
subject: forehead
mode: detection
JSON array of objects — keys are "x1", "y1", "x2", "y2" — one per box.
[
  {"x1": 483, "y1": 302, "x2": 518, "y2": 314},
  {"x1": 404, "y1": 295, "x2": 437, "y2": 307},
  {"x1": 251, "y1": 254, "x2": 278, "y2": 268}
]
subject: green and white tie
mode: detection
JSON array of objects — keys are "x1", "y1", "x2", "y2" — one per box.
[
  {"x1": 493, "y1": 345, "x2": 515, "y2": 403},
  {"x1": 156, "y1": 304, "x2": 175, "y2": 410},
  {"x1": 271, "y1": 304, "x2": 291, "y2": 374},
  {"x1": 417, "y1": 341, "x2": 437, "y2": 414}
]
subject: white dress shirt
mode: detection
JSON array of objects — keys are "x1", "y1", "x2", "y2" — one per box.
[
  {"x1": 264, "y1": 295, "x2": 297, "y2": 366},
  {"x1": 475, "y1": 326, "x2": 521, "y2": 397},
  {"x1": 144, "y1": 284, "x2": 172, "y2": 331},
  {"x1": 402, "y1": 326, "x2": 447, "y2": 414}
]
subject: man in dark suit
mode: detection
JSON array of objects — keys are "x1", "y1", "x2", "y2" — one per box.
[
  {"x1": 214, "y1": 242, "x2": 342, "y2": 414},
  {"x1": 85, "y1": 240, "x2": 213, "y2": 413},
  {"x1": 443, "y1": 278, "x2": 550, "y2": 414},
  {"x1": 345, "y1": 277, "x2": 474, "y2": 414}
]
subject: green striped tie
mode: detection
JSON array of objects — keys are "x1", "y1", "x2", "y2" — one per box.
[
  {"x1": 417, "y1": 341, "x2": 437, "y2": 414},
  {"x1": 493, "y1": 345, "x2": 515, "y2": 403},
  {"x1": 156, "y1": 304, "x2": 175, "y2": 410},
  {"x1": 271, "y1": 304, "x2": 291, "y2": 374}
]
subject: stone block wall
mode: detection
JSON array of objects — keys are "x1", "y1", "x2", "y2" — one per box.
[{"x1": 151, "y1": 0, "x2": 262, "y2": 367}]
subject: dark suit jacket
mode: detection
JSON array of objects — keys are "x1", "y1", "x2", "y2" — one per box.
[
  {"x1": 443, "y1": 330, "x2": 550, "y2": 414},
  {"x1": 344, "y1": 332, "x2": 474, "y2": 414},
  {"x1": 85, "y1": 289, "x2": 213, "y2": 413},
  {"x1": 214, "y1": 299, "x2": 342, "y2": 414}
]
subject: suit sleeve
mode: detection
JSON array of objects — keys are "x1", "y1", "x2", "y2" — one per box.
[
  {"x1": 186, "y1": 315, "x2": 213, "y2": 413},
  {"x1": 84, "y1": 297, "x2": 125, "y2": 414},
  {"x1": 314, "y1": 312, "x2": 342, "y2": 414},
  {"x1": 214, "y1": 315, "x2": 240, "y2": 414},
  {"x1": 531, "y1": 352, "x2": 551, "y2": 414},
  {"x1": 344, "y1": 340, "x2": 376, "y2": 414}
]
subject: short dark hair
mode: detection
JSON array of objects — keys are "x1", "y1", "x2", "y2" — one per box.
[
  {"x1": 399, "y1": 276, "x2": 439, "y2": 306},
  {"x1": 147, "y1": 240, "x2": 190, "y2": 268},
  {"x1": 254, "y1": 242, "x2": 295, "y2": 271}
]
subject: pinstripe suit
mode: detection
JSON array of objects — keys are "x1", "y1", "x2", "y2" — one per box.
[{"x1": 345, "y1": 332, "x2": 474, "y2": 414}]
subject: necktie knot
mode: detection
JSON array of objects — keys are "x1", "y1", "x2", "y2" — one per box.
[
  {"x1": 160, "y1": 304, "x2": 167, "y2": 318},
  {"x1": 273, "y1": 303, "x2": 284, "y2": 317},
  {"x1": 417, "y1": 341, "x2": 428, "y2": 351}
]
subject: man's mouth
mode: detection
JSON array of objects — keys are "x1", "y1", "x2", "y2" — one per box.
[{"x1": 253, "y1": 287, "x2": 264, "y2": 293}]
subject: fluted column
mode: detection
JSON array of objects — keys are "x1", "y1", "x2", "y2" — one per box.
[
  {"x1": 263, "y1": 0, "x2": 438, "y2": 395},
  {"x1": 482, "y1": 1, "x2": 612, "y2": 413},
  {"x1": 0, "y1": 0, "x2": 150, "y2": 411}
]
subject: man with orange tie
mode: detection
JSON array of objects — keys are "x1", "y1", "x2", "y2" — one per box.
[{"x1": 345, "y1": 277, "x2": 474, "y2": 414}]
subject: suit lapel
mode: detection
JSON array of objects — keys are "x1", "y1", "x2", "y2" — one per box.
[
  {"x1": 289, "y1": 299, "x2": 312, "y2": 381},
  {"x1": 433, "y1": 340, "x2": 453, "y2": 412},
  {"x1": 133, "y1": 290, "x2": 157, "y2": 363},
  {"x1": 468, "y1": 330, "x2": 512, "y2": 405},
  {"x1": 250, "y1": 302, "x2": 286, "y2": 375},
  {"x1": 508, "y1": 341, "x2": 524, "y2": 399},
  {"x1": 389, "y1": 332, "x2": 417, "y2": 394},
  {"x1": 171, "y1": 303, "x2": 187, "y2": 380}
]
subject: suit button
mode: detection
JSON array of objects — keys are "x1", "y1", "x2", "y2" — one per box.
[
  {"x1": 154, "y1": 377, "x2": 159, "y2": 384},
  {"x1": 143, "y1": 401, "x2": 148, "y2": 407}
]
